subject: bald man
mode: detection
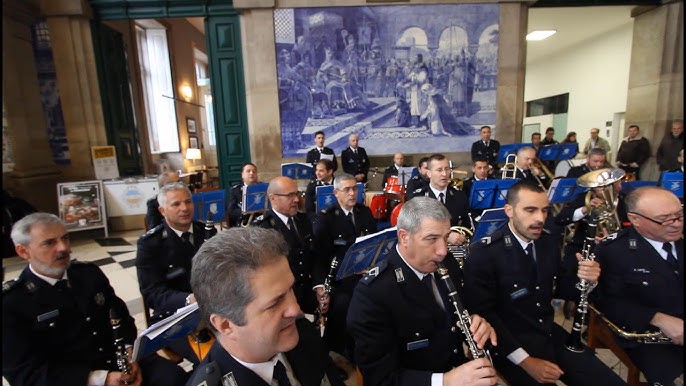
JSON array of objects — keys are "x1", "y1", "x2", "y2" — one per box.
[
  {"x1": 382, "y1": 153, "x2": 407, "y2": 190},
  {"x1": 341, "y1": 134, "x2": 370, "y2": 183}
]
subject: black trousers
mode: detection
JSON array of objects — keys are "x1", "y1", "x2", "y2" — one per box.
[
  {"x1": 626, "y1": 343, "x2": 683, "y2": 385},
  {"x1": 140, "y1": 353, "x2": 189, "y2": 386},
  {"x1": 494, "y1": 324, "x2": 626, "y2": 386}
]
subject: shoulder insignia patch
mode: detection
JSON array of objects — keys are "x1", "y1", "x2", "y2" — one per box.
[
  {"x1": 480, "y1": 236, "x2": 492, "y2": 245},
  {"x1": 413, "y1": 188, "x2": 423, "y2": 194},
  {"x1": 394, "y1": 268, "x2": 405, "y2": 283},
  {"x1": 504, "y1": 235, "x2": 512, "y2": 247},
  {"x1": 2, "y1": 279, "x2": 19, "y2": 293},
  {"x1": 602, "y1": 232, "x2": 619, "y2": 242},
  {"x1": 629, "y1": 238, "x2": 637, "y2": 250}
]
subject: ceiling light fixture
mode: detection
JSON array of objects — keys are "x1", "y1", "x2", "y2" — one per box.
[{"x1": 526, "y1": 30, "x2": 557, "y2": 41}]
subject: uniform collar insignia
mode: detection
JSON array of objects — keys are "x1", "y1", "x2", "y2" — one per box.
[
  {"x1": 220, "y1": 372, "x2": 238, "y2": 386},
  {"x1": 394, "y1": 268, "x2": 405, "y2": 283}
]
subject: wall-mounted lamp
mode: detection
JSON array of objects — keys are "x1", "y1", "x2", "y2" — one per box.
[
  {"x1": 181, "y1": 84, "x2": 193, "y2": 101},
  {"x1": 185, "y1": 148, "x2": 201, "y2": 166}
]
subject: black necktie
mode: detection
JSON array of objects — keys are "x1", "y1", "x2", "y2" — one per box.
[
  {"x1": 287, "y1": 217, "x2": 299, "y2": 237},
  {"x1": 273, "y1": 360, "x2": 293, "y2": 386},
  {"x1": 353, "y1": 148, "x2": 357, "y2": 154},
  {"x1": 422, "y1": 274, "x2": 444, "y2": 310},
  {"x1": 662, "y1": 242, "x2": 678, "y2": 270},
  {"x1": 347, "y1": 211, "x2": 355, "y2": 226},
  {"x1": 181, "y1": 232, "x2": 192, "y2": 245},
  {"x1": 438, "y1": 192, "x2": 445, "y2": 204},
  {"x1": 526, "y1": 243, "x2": 536, "y2": 262},
  {"x1": 484, "y1": 141, "x2": 489, "y2": 147},
  {"x1": 55, "y1": 279, "x2": 70, "y2": 291}
]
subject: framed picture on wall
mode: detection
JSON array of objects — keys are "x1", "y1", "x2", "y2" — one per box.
[
  {"x1": 189, "y1": 136, "x2": 199, "y2": 149},
  {"x1": 187, "y1": 118, "x2": 197, "y2": 134}
]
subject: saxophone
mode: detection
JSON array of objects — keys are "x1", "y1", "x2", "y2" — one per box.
[
  {"x1": 315, "y1": 256, "x2": 340, "y2": 337},
  {"x1": 109, "y1": 308, "x2": 133, "y2": 385},
  {"x1": 564, "y1": 217, "x2": 599, "y2": 352},
  {"x1": 588, "y1": 305, "x2": 672, "y2": 344},
  {"x1": 436, "y1": 262, "x2": 495, "y2": 365}
]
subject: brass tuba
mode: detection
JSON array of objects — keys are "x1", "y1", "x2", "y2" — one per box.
[
  {"x1": 448, "y1": 160, "x2": 467, "y2": 190},
  {"x1": 577, "y1": 168, "x2": 625, "y2": 236}
]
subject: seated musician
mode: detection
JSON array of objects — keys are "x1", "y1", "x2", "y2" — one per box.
[
  {"x1": 347, "y1": 197, "x2": 498, "y2": 386},
  {"x1": 406, "y1": 156, "x2": 430, "y2": 200},
  {"x1": 314, "y1": 173, "x2": 377, "y2": 365},
  {"x1": 565, "y1": 147, "x2": 610, "y2": 178},
  {"x1": 305, "y1": 159, "x2": 335, "y2": 216},
  {"x1": 4, "y1": 213, "x2": 188, "y2": 386},
  {"x1": 382, "y1": 152, "x2": 407, "y2": 191},
  {"x1": 463, "y1": 158, "x2": 492, "y2": 220},
  {"x1": 227, "y1": 163, "x2": 259, "y2": 227},
  {"x1": 136, "y1": 182, "x2": 217, "y2": 364},
  {"x1": 187, "y1": 227, "x2": 346, "y2": 386},
  {"x1": 594, "y1": 186, "x2": 684, "y2": 385},
  {"x1": 463, "y1": 181, "x2": 626, "y2": 386},
  {"x1": 515, "y1": 146, "x2": 548, "y2": 187},
  {"x1": 145, "y1": 171, "x2": 180, "y2": 230}
]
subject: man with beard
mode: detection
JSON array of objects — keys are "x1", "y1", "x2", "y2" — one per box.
[
  {"x1": 463, "y1": 181, "x2": 626, "y2": 386},
  {"x1": 187, "y1": 227, "x2": 345, "y2": 386},
  {"x1": 406, "y1": 156, "x2": 430, "y2": 200},
  {"x1": 4, "y1": 213, "x2": 188, "y2": 386},
  {"x1": 253, "y1": 176, "x2": 324, "y2": 317},
  {"x1": 227, "y1": 163, "x2": 259, "y2": 227},
  {"x1": 594, "y1": 187, "x2": 683, "y2": 385}
]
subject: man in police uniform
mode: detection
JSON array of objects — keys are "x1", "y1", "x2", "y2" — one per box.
[
  {"x1": 406, "y1": 156, "x2": 430, "y2": 200},
  {"x1": 463, "y1": 181, "x2": 626, "y2": 386},
  {"x1": 227, "y1": 163, "x2": 259, "y2": 227},
  {"x1": 187, "y1": 227, "x2": 345, "y2": 386},
  {"x1": 4, "y1": 213, "x2": 187, "y2": 386},
  {"x1": 136, "y1": 182, "x2": 217, "y2": 363},
  {"x1": 314, "y1": 173, "x2": 377, "y2": 361},
  {"x1": 594, "y1": 186, "x2": 683, "y2": 385},
  {"x1": 382, "y1": 152, "x2": 407, "y2": 191},
  {"x1": 347, "y1": 197, "x2": 498, "y2": 386},
  {"x1": 306, "y1": 130, "x2": 337, "y2": 177},
  {"x1": 471, "y1": 125, "x2": 500, "y2": 175},
  {"x1": 253, "y1": 176, "x2": 324, "y2": 316},
  {"x1": 305, "y1": 159, "x2": 335, "y2": 216},
  {"x1": 515, "y1": 146, "x2": 548, "y2": 187},
  {"x1": 413, "y1": 153, "x2": 471, "y2": 247},
  {"x1": 145, "y1": 170, "x2": 180, "y2": 230},
  {"x1": 565, "y1": 147, "x2": 608, "y2": 179},
  {"x1": 341, "y1": 133, "x2": 369, "y2": 183}
]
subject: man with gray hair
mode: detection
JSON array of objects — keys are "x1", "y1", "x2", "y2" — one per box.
[
  {"x1": 3, "y1": 213, "x2": 188, "y2": 386},
  {"x1": 146, "y1": 170, "x2": 180, "y2": 230},
  {"x1": 347, "y1": 197, "x2": 498, "y2": 386},
  {"x1": 565, "y1": 147, "x2": 609, "y2": 179},
  {"x1": 515, "y1": 146, "x2": 548, "y2": 187},
  {"x1": 136, "y1": 182, "x2": 216, "y2": 363},
  {"x1": 187, "y1": 227, "x2": 346, "y2": 386}
]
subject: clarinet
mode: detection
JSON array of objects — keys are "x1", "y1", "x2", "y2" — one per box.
[
  {"x1": 436, "y1": 262, "x2": 495, "y2": 365},
  {"x1": 109, "y1": 308, "x2": 133, "y2": 385},
  {"x1": 565, "y1": 217, "x2": 598, "y2": 352},
  {"x1": 204, "y1": 209, "x2": 215, "y2": 241},
  {"x1": 315, "y1": 255, "x2": 339, "y2": 337}
]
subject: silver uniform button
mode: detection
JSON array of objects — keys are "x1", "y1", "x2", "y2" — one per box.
[
  {"x1": 93, "y1": 331, "x2": 98, "y2": 336},
  {"x1": 538, "y1": 319, "x2": 543, "y2": 323},
  {"x1": 536, "y1": 302, "x2": 540, "y2": 307},
  {"x1": 453, "y1": 349, "x2": 459, "y2": 354},
  {"x1": 85, "y1": 317, "x2": 91, "y2": 322},
  {"x1": 49, "y1": 322, "x2": 55, "y2": 327},
  {"x1": 415, "y1": 332, "x2": 420, "y2": 337},
  {"x1": 99, "y1": 348, "x2": 104, "y2": 352},
  {"x1": 513, "y1": 284, "x2": 518, "y2": 288},
  {"x1": 535, "y1": 286, "x2": 540, "y2": 290},
  {"x1": 451, "y1": 326, "x2": 457, "y2": 333}
]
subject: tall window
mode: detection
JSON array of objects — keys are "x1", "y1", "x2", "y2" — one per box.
[{"x1": 136, "y1": 20, "x2": 179, "y2": 153}]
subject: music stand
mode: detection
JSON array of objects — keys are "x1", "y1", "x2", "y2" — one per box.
[
  {"x1": 620, "y1": 180, "x2": 657, "y2": 195},
  {"x1": 336, "y1": 227, "x2": 399, "y2": 281},
  {"x1": 469, "y1": 179, "x2": 498, "y2": 210},
  {"x1": 242, "y1": 182, "x2": 270, "y2": 214},
  {"x1": 493, "y1": 179, "x2": 520, "y2": 207},
  {"x1": 548, "y1": 178, "x2": 587, "y2": 205},
  {"x1": 281, "y1": 162, "x2": 313, "y2": 180},
  {"x1": 497, "y1": 143, "x2": 532, "y2": 163},
  {"x1": 538, "y1": 145, "x2": 558, "y2": 162},
  {"x1": 557, "y1": 143, "x2": 579, "y2": 160},
  {"x1": 659, "y1": 171, "x2": 684, "y2": 198},
  {"x1": 397, "y1": 166, "x2": 415, "y2": 186},
  {"x1": 472, "y1": 208, "x2": 508, "y2": 242}
]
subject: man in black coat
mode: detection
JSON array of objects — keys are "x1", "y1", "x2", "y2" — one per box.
[
  {"x1": 514, "y1": 147, "x2": 548, "y2": 187},
  {"x1": 463, "y1": 181, "x2": 626, "y2": 386},
  {"x1": 227, "y1": 162, "x2": 259, "y2": 227},
  {"x1": 347, "y1": 197, "x2": 498, "y2": 386},
  {"x1": 187, "y1": 227, "x2": 346, "y2": 386},
  {"x1": 463, "y1": 158, "x2": 492, "y2": 220},
  {"x1": 304, "y1": 159, "x2": 335, "y2": 216},
  {"x1": 145, "y1": 171, "x2": 180, "y2": 230},
  {"x1": 565, "y1": 147, "x2": 608, "y2": 179},
  {"x1": 657, "y1": 119, "x2": 684, "y2": 172},
  {"x1": 341, "y1": 133, "x2": 370, "y2": 183},
  {"x1": 616, "y1": 124, "x2": 650, "y2": 179},
  {"x1": 413, "y1": 154, "x2": 472, "y2": 244},
  {"x1": 471, "y1": 125, "x2": 500, "y2": 175},
  {"x1": 594, "y1": 187, "x2": 683, "y2": 385},
  {"x1": 306, "y1": 130, "x2": 337, "y2": 177},
  {"x1": 314, "y1": 173, "x2": 377, "y2": 360},
  {"x1": 405, "y1": 156, "x2": 429, "y2": 200},
  {"x1": 253, "y1": 176, "x2": 324, "y2": 315},
  {"x1": 4, "y1": 213, "x2": 187, "y2": 386},
  {"x1": 381, "y1": 152, "x2": 407, "y2": 190}
]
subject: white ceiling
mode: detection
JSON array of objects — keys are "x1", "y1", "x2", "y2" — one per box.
[
  {"x1": 526, "y1": 5, "x2": 635, "y2": 64},
  {"x1": 186, "y1": 5, "x2": 636, "y2": 65}
]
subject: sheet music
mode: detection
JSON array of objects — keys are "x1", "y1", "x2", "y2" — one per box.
[{"x1": 320, "y1": 153, "x2": 334, "y2": 161}]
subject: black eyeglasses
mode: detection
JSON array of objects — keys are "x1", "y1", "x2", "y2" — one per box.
[
  {"x1": 272, "y1": 192, "x2": 300, "y2": 199},
  {"x1": 336, "y1": 186, "x2": 359, "y2": 193},
  {"x1": 628, "y1": 212, "x2": 684, "y2": 226}
]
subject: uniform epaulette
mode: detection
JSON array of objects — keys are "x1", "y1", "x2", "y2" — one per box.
[
  {"x1": 360, "y1": 260, "x2": 388, "y2": 285},
  {"x1": 599, "y1": 230, "x2": 622, "y2": 244},
  {"x1": 2, "y1": 278, "x2": 22, "y2": 294},
  {"x1": 252, "y1": 213, "x2": 266, "y2": 224},
  {"x1": 478, "y1": 230, "x2": 505, "y2": 246},
  {"x1": 542, "y1": 228, "x2": 551, "y2": 234},
  {"x1": 413, "y1": 188, "x2": 424, "y2": 194},
  {"x1": 231, "y1": 183, "x2": 242, "y2": 189},
  {"x1": 141, "y1": 224, "x2": 165, "y2": 239},
  {"x1": 187, "y1": 361, "x2": 221, "y2": 386}
]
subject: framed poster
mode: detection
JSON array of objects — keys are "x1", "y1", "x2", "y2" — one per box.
[
  {"x1": 189, "y1": 136, "x2": 199, "y2": 149},
  {"x1": 187, "y1": 118, "x2": 197, "y2": 134},
  {"x1": 57, "y1": 180, "x2": 109, "y2": 237}
]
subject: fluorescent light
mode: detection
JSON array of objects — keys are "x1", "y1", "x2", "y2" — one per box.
[{"x1": 526, "y1": 30, "x2": 557, "y2": 41}]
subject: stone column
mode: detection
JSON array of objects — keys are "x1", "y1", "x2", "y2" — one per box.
[
  {"x1": 42, "y1": 0, "x2": 107, "y2": 180},
  {"x1": 496, "y1": 1, "x2": 529, "y2": 145},
  {"x1": 2, "y1": 0, "x2": 61, "y2": 212},
  {"x1": 625, "y1": 2, "x2": 683, "y2": 181}
]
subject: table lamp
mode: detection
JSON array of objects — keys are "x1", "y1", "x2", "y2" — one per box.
[{"x1": 186, "y1": 148, "x2": 202, "y2": 168}]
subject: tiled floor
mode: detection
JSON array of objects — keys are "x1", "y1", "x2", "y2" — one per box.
[{"x1": 3, "y1": 228, "x2": 681, "y2": 386}]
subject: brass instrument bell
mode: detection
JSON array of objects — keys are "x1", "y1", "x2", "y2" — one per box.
[{"x1": 577, "y1": 168, "x2": 626, "y2": 235}]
